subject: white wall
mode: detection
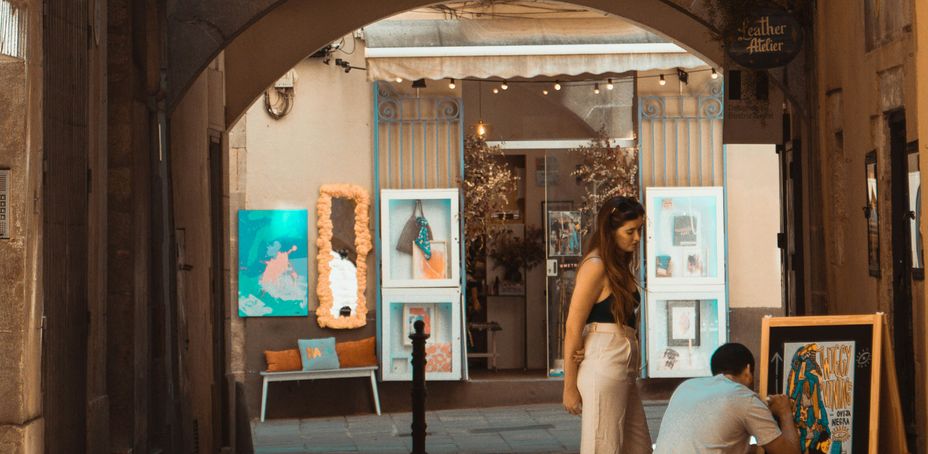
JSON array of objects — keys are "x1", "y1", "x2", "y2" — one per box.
[
  {"x1": 726, "y1": 144, "x2": 782, "y2": 308},
  {"x1": 241, "y1": 39, "x2": 376, "y2": 325}
]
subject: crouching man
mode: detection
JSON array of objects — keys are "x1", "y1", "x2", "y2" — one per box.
[{"x1": 654, "y1": 343, "x2": 800, "y2": 454}]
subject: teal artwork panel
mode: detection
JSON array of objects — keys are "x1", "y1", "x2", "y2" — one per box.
[{"x1": 238, "y1": 209, "x2": 309, "y2": 317}]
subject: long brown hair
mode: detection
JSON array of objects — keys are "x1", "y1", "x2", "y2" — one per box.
[{"x1": 582, "y1": 196, "x2": 645, "y2": 325}]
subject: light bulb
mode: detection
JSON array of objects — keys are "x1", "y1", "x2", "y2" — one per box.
[
  {"x1": 554, "y1": 81, "x2": 562, "y2": 91},
  {"x1": 395, "y1": 77, "x2": 403, "y2": 83},
  {"x1": 607, "y1": 79, "x2": 614, "y2": 90},
  {"x1": 476, "y1": 121, "x2": 487, "y2": 137},
  {"x1": 711, "y1": 68, "x2": 719, "y2": 79},
  {"x1": 501, "y1": 81, "x2": 509, "y2": 90},
  {"x1": 659, "y1": 74, "x2": 666, "y2": 86},
  {"x1": 448, "y1": 78, "x2": 456, "y2": 89},
  {"x1": 542, "y1": 89, "x2": 549, "y2": 95},
  {"x1": 593, "y1": 83, "x2": 600, "y2": 94},
  {"x1": 492, "y1": 88, "x2": 499, "y2": 94}
]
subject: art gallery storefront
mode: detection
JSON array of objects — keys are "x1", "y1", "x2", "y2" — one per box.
[{"x1": 232, "y1": 7, "x2": 785, "y2": 419}]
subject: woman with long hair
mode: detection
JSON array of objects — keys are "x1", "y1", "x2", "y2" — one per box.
[{"x1": 562, "y1": 196, "x2": 651, "y2": 453}]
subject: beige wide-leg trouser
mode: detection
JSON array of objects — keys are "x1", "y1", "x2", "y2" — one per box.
[{"x1": 578, "y1": 322, "x2": 652, "y2": 454}]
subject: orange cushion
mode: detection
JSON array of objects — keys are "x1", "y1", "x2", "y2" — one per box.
[
  {"x1": 264, "y1": 348, "x2": 302, "y2": 372},
  {"x1": 335, "y1": 337, "x2": 378, "y2": 368}
]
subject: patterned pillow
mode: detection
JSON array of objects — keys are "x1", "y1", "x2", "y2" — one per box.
[{"x1": 297, "y1": 338, "x2": 340, "y2": 371}]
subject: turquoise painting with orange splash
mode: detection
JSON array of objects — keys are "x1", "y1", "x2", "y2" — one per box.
[{"x1": 238, "y1": 210, "x2": 309, "y2": 317}]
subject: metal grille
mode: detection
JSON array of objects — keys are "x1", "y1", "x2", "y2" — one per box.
[
  {"x1": 374, "y1": 84, "x2": 463, "y2": 189},
  {"x1": 0, "y1": 0, "x2": 26, "y2": 59},
  {"x1": 0, "y1": 169, "x2": 9, "y2": 239},
  {"x1": 638, "y1": 83, "x2": 724, "y2": 187}
]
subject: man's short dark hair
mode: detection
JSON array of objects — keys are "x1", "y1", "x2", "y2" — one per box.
[{"x1": 711, "y1": 343, "x2": 755, "y2": 376}]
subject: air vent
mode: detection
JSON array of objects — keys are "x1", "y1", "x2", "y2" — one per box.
[{"x1": 0, "y1": 169, "x2": 9, "y2": 239}]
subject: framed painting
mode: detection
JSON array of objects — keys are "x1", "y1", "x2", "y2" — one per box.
[
  {"x1": 237, "y1": 209, "x2": 309, "y2": 317},
  {"x1": 666, "y1": 300, "x2": 700, "y2": 347},
  {"x1": 402, "y1": 304, "x2": 433, "y2": 346}
]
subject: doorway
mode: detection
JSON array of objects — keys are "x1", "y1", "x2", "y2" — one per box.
[{"x1": 888, "y1": 110, "x2": 917, "y2": 447}]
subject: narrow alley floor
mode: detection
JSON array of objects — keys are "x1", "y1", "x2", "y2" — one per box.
[{"x1": 252, "y1": 401, "x2": 668, "y2": 453}]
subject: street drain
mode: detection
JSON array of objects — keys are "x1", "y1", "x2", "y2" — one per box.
[{"x1": 469, "y1": 424, "x2": 554, "y2": 434}]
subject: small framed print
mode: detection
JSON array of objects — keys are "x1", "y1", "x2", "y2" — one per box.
[
  {"x1": 412, "y1": 240, "x2": 448, "y2": 280},
  {"x1": 666, "y1": 300, "x2": 700, "y2": 347},
  {"x1": 402, "y1": 304, "x2": 433, "y2": 346},
  {"x1": 907, "y1": 141, "x2": 923, "y2": 280},
  {"x1": 865, "y1": 151, "x2": 881, "y2": 277}
]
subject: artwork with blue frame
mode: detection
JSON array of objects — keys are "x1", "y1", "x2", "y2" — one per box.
[{"x1": 238, "y1": 209, "x2": 309, "y2": 317}]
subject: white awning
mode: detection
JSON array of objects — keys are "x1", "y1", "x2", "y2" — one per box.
[{"x1": 363, "y1": 17, "x2": 709, "y2": 81}]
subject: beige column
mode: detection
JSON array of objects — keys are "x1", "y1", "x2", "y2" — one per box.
[{"x1": 0, "y1": 0, "x2": 45, "y2": 452}]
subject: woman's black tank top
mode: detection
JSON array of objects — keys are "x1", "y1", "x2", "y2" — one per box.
[{"x1": 585, "y1": 291, "x2": 641, "y2": 328}]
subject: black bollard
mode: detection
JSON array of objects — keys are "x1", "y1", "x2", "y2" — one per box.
[{"x1": 410, "y1": 319, "x2": 429, "y2": 454}]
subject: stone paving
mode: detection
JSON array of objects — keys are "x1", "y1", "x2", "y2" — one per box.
[{"x1": 252, "y1": 402, "x2": 668, "y2": 453}]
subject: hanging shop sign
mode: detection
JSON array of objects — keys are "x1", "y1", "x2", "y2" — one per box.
[{"x1": 725, "y1": 7, "x2": 803, "y2": 69}]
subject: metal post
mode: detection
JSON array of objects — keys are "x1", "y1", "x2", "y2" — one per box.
[{"x1": 410, "y1": 320, "x2": 429, "y2": 454}]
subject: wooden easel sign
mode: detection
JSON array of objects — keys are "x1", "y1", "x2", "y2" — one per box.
[{"x1": 759, "y1": 314, "x2": 906, "y2": 454}]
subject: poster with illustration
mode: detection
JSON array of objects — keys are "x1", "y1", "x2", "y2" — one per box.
[
  {"x1": 237, "y1": 210, "x2": 309, "y2": 317},
  {"x1": 760, "y1": 315, "x2": 895, "y2": 454},
  {"x1": 782, "y1": 341, "x2": 855, "y2": 454},
  {"x1": 646, "y1": 187, "x2": 725, "y2": 286},
  {"x1": 547, "y1": 211, "x2": 582, "y2": 257}
]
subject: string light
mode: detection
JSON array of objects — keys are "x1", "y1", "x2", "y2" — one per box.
[
  {"x1": 711, "y1": 68, "x2": 719, "y2": 79},
  {"x1": 492, "y1": 87, "x2": 499, "y2": 94},
  {"x1": 607, "y1": 79, "x2": 614, "y2": 90},
  {"x1": 659, "y1": 74, "x2": 666, "y2": 86},
  {"x1": 476, "y1": 120, "x2": 487, "y2": 137},
  {"x1": 395, "y1": 77, "x2": 403, "y2": 83},
  {"x1": 501, "y1": 80, "x2": 509, "y2": 90},
  {"x1": 448, "y1": 78, "x2": 456, "y2": 89},
  {"x1": 542, "y1": 89, "x2": 549, "y2": 95},
  {"x1": 593, "y1": 83, "x2": 600, "y2": 94},
  {"x1": 554, "y1": 81, "x2": 562, "y2": 91}
]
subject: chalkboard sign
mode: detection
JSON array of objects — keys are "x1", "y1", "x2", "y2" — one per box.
[{"x1": 759, "y1": 314, "x2": 907, "y2": 454}]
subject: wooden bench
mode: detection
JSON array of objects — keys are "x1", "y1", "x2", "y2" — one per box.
[{"x1": 259, "y1": 366, "x2": 381, "y2": 421}]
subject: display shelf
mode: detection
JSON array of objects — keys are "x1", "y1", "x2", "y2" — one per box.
[
  {"x1": 380, "y1": 189, "x2": 461, "y2": 288},
  {"x1": 380, "y1": 288, "x2": 462, "y2": 381},
  {"x1": 644, "y1": 288, "x2": 727, "y2": 378}
]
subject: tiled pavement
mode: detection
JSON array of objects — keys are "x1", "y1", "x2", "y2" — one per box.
[{"x1": 252, "y1": 402, "x2": 668, "y2": 453}]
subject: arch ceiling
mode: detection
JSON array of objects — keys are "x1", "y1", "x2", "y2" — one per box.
[{"x1": 166, "y1": 0, "x2": 721, "y2": 126}]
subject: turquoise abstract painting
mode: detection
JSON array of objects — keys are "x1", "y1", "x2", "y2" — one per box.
[{"x1": 238, "y1": 210, "x2": 309, "y2": 317}]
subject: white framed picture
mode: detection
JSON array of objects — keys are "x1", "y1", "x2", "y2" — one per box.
[
  {"x1": 644, "y1": 288, "x2": 727, "y2": 378},
  {"x1": 380, "y1": 189, "x2": 460, "y2": 288},
  {"x1": 645, "y1": 187, "x2": 726, "y2": 288}
]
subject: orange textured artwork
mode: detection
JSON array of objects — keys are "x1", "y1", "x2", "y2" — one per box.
[
  {"x1": 426, "y1": 342, "x2": 452, "y2": 373},
  {"x1": 413, "y1": 240, "x2": 447, "y2": 280}
]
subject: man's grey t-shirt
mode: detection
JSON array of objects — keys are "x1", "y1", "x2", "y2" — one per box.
[{"x1": 654, "y1": 374, "x2": 782, "y2": 454}]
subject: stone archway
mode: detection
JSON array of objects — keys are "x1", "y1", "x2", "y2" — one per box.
[{"x1": 166, "y1": 0, "x2": 723, "y2": 126}]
